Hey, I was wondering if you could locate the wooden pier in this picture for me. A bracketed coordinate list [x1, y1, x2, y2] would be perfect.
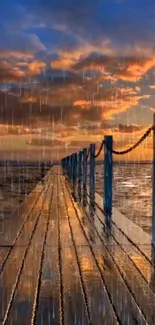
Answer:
[0, 165, 155, 324]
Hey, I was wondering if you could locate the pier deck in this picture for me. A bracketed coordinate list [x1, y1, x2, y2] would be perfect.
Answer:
[0, 166, 155, 324]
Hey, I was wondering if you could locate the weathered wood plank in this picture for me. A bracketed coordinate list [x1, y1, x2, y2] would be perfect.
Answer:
[0, 165, 154, 324]
[62, 175, 119, 325]
[35, 170, 60, 325]
[67, 179, 149, 324]
[0, 169, 52, 247]
[58, 173, 89, 325]
[0, 172, 53, 324]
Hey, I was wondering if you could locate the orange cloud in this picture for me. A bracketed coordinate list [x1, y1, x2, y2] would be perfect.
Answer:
[73, 93, 150, 120]
[0, 56, 47, 82]
[27, 60, 46, 75]
[116, 58, 155, 82]
[73, 54, 155, 82]
[51, 58, 74, 69]
[20, 95, 37, 103]
[0, 51, 34, 60]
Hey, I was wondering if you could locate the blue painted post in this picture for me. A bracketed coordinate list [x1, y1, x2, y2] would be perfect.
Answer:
[71, 153, 78, 199]
[66, 156, 70, 177]
[152, 113, 155, 245]
[72, 153, 78, 187]
[104, 135, 113, 219]
[83, 148, 87, 189]
[69, 155, 72, 180]
[64, 158, 67, 173]
[89, 144, 95, 202]
[70, 154, 73, 181]
[78, 151, 83, 183]
[62, 158, 64, 171]
[70, 154, 73, 183]
[77, 151, 83, 201]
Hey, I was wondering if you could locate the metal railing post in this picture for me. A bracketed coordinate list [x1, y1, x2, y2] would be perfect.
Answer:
[89, 144, 95, 202]
[104, 136, 113, 219]
[152, 113, 155, 245]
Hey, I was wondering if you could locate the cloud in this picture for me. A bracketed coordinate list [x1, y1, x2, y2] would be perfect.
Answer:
[73, 54, 155, 82]
[0, 68, 150, 135]
[0, 51, 34, 60]
[0, 58, 46, 82]
[26, 0, 155, 59]
[114, 124, 148, 133]
[27, 60, 46, 74]
[26, 138, 63, 147]
[0, 31, 46, 56]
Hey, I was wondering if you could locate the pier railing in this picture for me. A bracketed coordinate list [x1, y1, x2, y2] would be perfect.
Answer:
[61, 113, 155, 246]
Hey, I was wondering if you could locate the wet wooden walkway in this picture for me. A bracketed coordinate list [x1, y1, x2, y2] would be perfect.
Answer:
[0, 166, 155, 324]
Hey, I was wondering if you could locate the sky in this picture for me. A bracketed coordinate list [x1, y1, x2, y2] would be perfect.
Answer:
[0, 0, 155, 160]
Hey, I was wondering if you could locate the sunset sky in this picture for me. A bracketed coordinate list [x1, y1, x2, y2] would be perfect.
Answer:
[0, 0, 155, 161]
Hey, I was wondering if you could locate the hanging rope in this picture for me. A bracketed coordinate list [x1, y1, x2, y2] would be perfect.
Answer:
[90, 140, 105, 158]
[106, 126, 153, 155]
[62, 125, 154, 166]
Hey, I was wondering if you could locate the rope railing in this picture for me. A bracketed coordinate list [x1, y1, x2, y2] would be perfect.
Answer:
[90, 139, 105, 158]
[106, 125, 153, 155]
[61, 114, 155, 246]
[84, 125, 153, 160]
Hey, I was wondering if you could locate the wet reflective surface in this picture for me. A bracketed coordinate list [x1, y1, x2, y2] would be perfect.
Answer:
[0, 166, 155, 324]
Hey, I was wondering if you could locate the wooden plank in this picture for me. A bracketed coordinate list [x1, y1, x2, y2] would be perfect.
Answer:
[90, 192, 154, 284]
[58, 173, 89, 325]
[4, 180, 54, 325]
[0, 165, 154, 324]
[0, 172, 53, 324]
[95, 192, 152, 257]
[84, 195, 155, 324]
[62, 175, 119, 325]
[66, 179, 149, 324]
[0, 169, 52, 247]
[35, 170, 60, 325]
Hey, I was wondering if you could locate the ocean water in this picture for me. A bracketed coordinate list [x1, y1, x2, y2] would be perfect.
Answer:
[0, 164, 49, 221]
[94, 162, 152, 234]
[0, 162, 153, 235]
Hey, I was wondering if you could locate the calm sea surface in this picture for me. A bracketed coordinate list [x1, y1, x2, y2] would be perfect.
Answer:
[0, 164, 48, 220]
[94, 163, 152, 234]
[0, 162, 153, 235]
